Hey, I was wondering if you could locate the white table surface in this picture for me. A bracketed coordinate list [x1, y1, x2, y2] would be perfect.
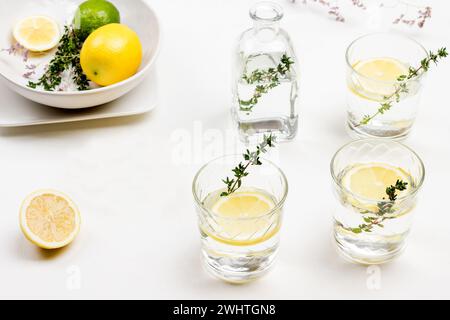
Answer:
[0, 0, 449, 299]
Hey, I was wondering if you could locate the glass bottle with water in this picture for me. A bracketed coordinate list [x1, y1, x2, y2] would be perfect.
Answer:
[232, 1, 299, 143]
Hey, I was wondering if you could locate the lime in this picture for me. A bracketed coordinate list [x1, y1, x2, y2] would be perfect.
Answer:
[74, 0, 120, 40]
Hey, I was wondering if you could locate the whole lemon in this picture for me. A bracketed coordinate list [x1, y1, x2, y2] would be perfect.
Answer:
[80, 24, 143, 86]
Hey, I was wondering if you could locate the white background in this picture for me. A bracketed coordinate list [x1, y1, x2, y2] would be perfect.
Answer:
[0, 0, 449, 299]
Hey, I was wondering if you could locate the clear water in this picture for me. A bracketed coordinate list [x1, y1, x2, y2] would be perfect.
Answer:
[200, 231, 279, 283]
[347, 91, 420, 139]
[347, 64, 422, 140]
[333, 165, 416, 264]
[233, 53, 298, 143]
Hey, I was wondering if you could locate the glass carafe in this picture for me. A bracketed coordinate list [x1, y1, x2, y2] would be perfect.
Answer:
[232, 1, 299, 143]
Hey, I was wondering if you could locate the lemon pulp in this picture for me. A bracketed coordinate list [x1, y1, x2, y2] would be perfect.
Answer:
[350, 57, 409, 100]
[202, 189, 279, 246]
[13, 16, 60, 52]
[20, 190, 81, 249]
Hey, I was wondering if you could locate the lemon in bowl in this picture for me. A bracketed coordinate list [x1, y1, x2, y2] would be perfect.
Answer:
[13, 15, 60, 52]
[80, 23, 143, 86]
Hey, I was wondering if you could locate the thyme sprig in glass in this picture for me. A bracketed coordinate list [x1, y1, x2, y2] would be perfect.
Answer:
[220, 134, 276, 197]
[358, 47, 448, 127]
[239, 54, 294, 112]
[28, 25, 89, 91]
[348, 180, 408, 234]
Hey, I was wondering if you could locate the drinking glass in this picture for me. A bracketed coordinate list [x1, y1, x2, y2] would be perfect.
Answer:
[346, 33, 427, 139]
[331, 139, 425, 264]
[192, 155, 288, 283]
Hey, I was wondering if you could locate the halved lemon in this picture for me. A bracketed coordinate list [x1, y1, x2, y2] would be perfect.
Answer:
[352, 57, 409, 98]
[13, 16, 60, 52]
[342, 163, 411, 201]
[20, 190, 80, 249]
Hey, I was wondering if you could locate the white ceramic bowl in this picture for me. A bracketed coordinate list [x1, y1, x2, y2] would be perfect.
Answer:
[0, 0, 160, 109]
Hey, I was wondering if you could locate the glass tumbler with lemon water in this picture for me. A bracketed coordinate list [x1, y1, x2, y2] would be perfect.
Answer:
[193, 155, 288, 283]
[346, 33, 427, 139]
[331, 139, 424, 264]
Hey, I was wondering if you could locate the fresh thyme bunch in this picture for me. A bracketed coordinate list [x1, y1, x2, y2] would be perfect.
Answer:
[359, 47, 448, 126]
[349, 180, 408, 234]
[220, 134, 276, 197]
[239, 54, 294, 112]
[28, 25, 89, 91]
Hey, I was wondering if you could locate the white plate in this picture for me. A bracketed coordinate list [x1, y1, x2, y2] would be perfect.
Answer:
[0, 67, 157, 127]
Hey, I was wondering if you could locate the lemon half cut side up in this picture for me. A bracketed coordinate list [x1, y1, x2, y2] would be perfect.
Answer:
[19, 190, 81, 249]
[13, 15, 60, 52]
[352, 57, 410, 99]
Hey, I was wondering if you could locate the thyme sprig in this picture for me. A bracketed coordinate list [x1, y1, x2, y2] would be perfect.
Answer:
[28, 25, 89, 91]
[220, 134, 276, 197]
[239, 54, 294, 112]
[358, 47, 448, 126]
[348, 180, 408, 234]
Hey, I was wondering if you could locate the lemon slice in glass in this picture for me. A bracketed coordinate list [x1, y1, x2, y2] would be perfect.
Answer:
[20, 190, 80, 249]
[212, 191, 274, 218]
[207, 190, 278, 246]
[13, 16, 60, 52]
[342, 163, 411, 202]
[352, 57, 409, 99]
